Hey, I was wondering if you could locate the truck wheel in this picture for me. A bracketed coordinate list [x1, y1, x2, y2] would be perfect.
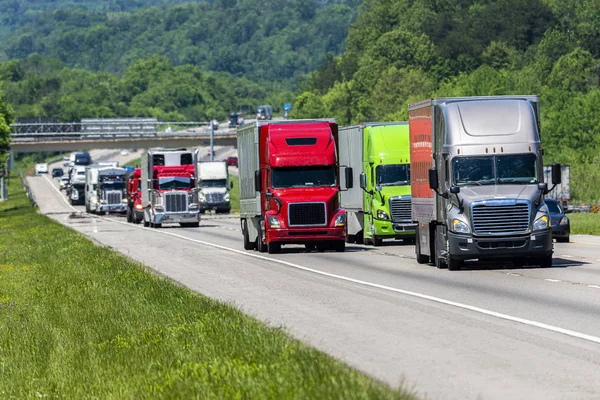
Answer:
[415, 235, 430, 264]
[143, 218, 149, 227]
[267, 241, 281, 254]
[356, 231, 364, 245]
[257, 224, 267, 253]
[346, 234, 356, 244]
[434, 239, 447, 269]
[305, 244, 316, 252]
[243, 220, 255, 250]
[447, 256, 463, 271]
[539, 255, 553, 268]
[152, 222, 162, 228]
[373, 236, 383, 246]
[334, 241, 345, 252]
[126, 207, 132, 223]
[180, 222, 199, 228]
[556, 236, 569, 243]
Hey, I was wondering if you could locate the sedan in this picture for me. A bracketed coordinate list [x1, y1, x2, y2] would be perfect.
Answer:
[545, 198, 570, 243]
[226, 156, 238, 167]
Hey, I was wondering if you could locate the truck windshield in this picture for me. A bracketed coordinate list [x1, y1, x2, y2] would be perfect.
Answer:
[202, 179, 227, 188]
[271, 166, 336, 188]
[159, 177, 191, 190]
[101, 180, 125, 190]
[453, 154, 538, 186]
[376, 164, 410, 186]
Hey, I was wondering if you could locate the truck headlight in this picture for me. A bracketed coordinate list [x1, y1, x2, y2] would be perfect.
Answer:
[224, 193, 230, 202]
[533, 215, 549, 231]
[452, 219, 470, 234]
[559, 216, 569, 226]
[268, 216, 281, 229]
[376, 209, 389, 220]
[189, 203, 198, 209]
[122, 198, 128, 203]
[334, 213, 346, 227]
[91, 199, 97, 204]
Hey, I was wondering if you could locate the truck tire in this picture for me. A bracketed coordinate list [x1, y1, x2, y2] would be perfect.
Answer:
[415, 233, 430, 264]
[305, 244, 316, 251]
[143, 218, 149, 227]
[538, 254, 553, 268]
[372, 236, 383, 246]
[126, 207, 132, 223]
[152, 222, 162, 228]
[180, 222, 200, 228]
[334, 241, 346, 252]
[243, 220, 255, 250]
[447, 256, 463, 271]
[267, 241, 281, 254]
[257, 224, 267, 253]
[346, 234, 356, 244]
[356, 231, 364, 245]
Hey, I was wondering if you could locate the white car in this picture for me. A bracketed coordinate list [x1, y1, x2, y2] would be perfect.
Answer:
[35, 163, 49, 175]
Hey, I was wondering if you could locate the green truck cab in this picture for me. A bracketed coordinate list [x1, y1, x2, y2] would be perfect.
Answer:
[339, 123, 416, 246]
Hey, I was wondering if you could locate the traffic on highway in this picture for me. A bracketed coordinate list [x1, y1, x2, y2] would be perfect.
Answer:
[25, 98, 600, 399]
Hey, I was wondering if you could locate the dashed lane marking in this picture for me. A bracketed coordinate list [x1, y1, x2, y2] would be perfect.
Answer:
[97, 216, 600, 346]
[588, 285, 600, 289]
[545, 279, 561, 282]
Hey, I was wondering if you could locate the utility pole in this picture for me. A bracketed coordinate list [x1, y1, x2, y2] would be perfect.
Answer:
[0, 166, 6, 201]
[210, 120, 214, 161]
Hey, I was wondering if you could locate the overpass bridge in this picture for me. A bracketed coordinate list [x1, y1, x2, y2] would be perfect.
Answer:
[10, 119, 238, 153]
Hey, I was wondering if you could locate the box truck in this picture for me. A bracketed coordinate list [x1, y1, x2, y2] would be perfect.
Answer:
[339, 122, 415, 246]
[409, 96, 561, 270]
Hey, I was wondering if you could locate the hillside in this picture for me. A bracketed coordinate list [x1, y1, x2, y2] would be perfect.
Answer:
[292, 0, 600, 201]
[0, 0, 361, 82]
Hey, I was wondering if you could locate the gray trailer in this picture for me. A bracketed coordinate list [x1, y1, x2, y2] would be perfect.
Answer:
[409, 96, 562, 270]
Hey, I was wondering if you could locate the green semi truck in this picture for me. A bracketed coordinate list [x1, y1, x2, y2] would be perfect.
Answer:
[339, 123, 416, 246]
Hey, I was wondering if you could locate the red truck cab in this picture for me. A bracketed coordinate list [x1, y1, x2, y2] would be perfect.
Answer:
[126, 168, 143, 223]
[238, 120, 347, 253]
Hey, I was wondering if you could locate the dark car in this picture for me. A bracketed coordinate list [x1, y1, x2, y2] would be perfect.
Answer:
[52, 167, 64, 178]
[226, 156, 238, 167]
[545, 198, 570, 243]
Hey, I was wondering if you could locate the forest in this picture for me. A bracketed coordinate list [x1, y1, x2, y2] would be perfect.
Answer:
[1, 0, 600, 200]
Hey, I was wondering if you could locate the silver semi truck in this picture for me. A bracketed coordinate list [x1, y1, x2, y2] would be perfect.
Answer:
[409, 96, 561, 270]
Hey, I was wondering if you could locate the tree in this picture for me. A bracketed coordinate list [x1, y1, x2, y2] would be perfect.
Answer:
[0, 89, 15, 167]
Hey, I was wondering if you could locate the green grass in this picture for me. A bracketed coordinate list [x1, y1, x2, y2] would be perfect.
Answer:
[0, 174, 413, 399]
[569, 212, 600, 235]
[230, 174, 239, 213]
[122, 158, 141, 168]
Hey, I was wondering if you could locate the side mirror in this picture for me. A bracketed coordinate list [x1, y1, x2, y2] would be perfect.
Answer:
[359, 173, 366, 189]
[345, 167, 353, 189]
[538, 182, 548, 192]
[254, 170, 261, 192]
[450, 186, 460, 194]
[552, 163, 562, 185]
[428, 168, 439, 191]
[230, 181, 234, 189]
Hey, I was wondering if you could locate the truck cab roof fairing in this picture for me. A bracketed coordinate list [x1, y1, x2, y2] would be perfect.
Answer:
[266, 122, 337, 167]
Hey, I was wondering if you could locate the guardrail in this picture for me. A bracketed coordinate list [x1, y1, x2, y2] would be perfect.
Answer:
[19, 170, 37, 208]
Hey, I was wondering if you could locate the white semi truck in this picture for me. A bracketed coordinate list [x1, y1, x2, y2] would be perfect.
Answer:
[198, 161, 232, 214]
[85, 164, 128, 214]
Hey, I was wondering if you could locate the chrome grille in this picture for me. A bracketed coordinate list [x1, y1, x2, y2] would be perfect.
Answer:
[106, 191, 122, 205]
[472, 202, 530, 235]
[164, 192, 188, 212]
[389, 197, 411, 222]
[206, 192, 225, 203]
[288, 202, 326, 226]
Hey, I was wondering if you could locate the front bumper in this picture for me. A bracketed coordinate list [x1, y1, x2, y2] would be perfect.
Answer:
[448, 231, 552, 261]
[551, 225, 570, 239]
[152, 210, 200, 224]
[267, 227, 345, 244]
[374, 219, 417, 238]
[201, 201, 231, 211]
[98, 203, 127, 213]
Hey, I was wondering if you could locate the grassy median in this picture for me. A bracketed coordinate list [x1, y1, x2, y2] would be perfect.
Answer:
[569, 212, 600, 235]
[0, 174, 413, 399]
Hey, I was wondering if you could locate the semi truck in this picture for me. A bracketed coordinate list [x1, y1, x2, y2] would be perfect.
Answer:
[409, 96, 562, 270]
[238, 120, 347, 253]
[256, 105, 273, 121]
[198, 161, 232, 214]
[543, 164, 570, 207]
[84, 164, 128, 214]
[67, 165, 87, 205]
[339, 122, 416, 246]
[141, 149, 200, 228]
[126, 168, 143, 223]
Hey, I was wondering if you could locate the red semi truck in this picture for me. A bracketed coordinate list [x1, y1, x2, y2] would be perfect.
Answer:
[126, 168, 143, 223]
[237, 120, 348, 253]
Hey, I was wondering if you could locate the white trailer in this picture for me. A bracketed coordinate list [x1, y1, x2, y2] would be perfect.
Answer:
[543, 165, 570, 206]
[198, 161, 231, 213]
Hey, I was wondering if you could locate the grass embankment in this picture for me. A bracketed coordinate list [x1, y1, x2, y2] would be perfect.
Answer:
[569, 213, 600, 235]
[0, 174, 412, 399]
[230, 174, 239, 213]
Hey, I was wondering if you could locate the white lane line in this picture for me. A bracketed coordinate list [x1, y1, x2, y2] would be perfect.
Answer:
[43, 175, 78, 212]
[588, 285, 600, 289]
[545, 279, 561, 282]
[98, 216, 600, 346]
[560, 255, 573, 258]
[507, 273, 521, 277]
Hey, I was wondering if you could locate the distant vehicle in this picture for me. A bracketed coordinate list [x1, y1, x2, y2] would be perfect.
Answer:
[60, 175, 69, 190]
[256, 105, 273, 121]
[35, 163, 48, 175]
[226, 156, 238, 167]
[545, 198, 570, 243]
[62, 157, 70, 167]
[229, 112, 244, 128]
[85, 165, 128, 214]
[70, 152, 92, 166]
[52, 167, 64, 178]
[283, 103, 291, 119]
[198, 161, 232, 214]
[211, 120, 220, 130]
[120, 149, 129, 156]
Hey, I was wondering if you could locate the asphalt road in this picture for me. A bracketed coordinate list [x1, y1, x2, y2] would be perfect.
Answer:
[27, 172, 600, 400]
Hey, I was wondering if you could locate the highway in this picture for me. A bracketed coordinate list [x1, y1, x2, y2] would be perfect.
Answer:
[27, 156, 600, 400]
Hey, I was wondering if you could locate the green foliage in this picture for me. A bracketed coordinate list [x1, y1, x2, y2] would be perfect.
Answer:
[0, 177, 413, 399]
[0, 1, 360, 82]
[569, 213, 600, 235]
[0, 89, 14, 165]
[294, 0, 600, 201]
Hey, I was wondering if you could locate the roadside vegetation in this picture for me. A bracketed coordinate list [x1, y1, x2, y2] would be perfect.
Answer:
[0, 176, 412, 399]
[569, 213, 600, 235]
[230, 174, 239, 213]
